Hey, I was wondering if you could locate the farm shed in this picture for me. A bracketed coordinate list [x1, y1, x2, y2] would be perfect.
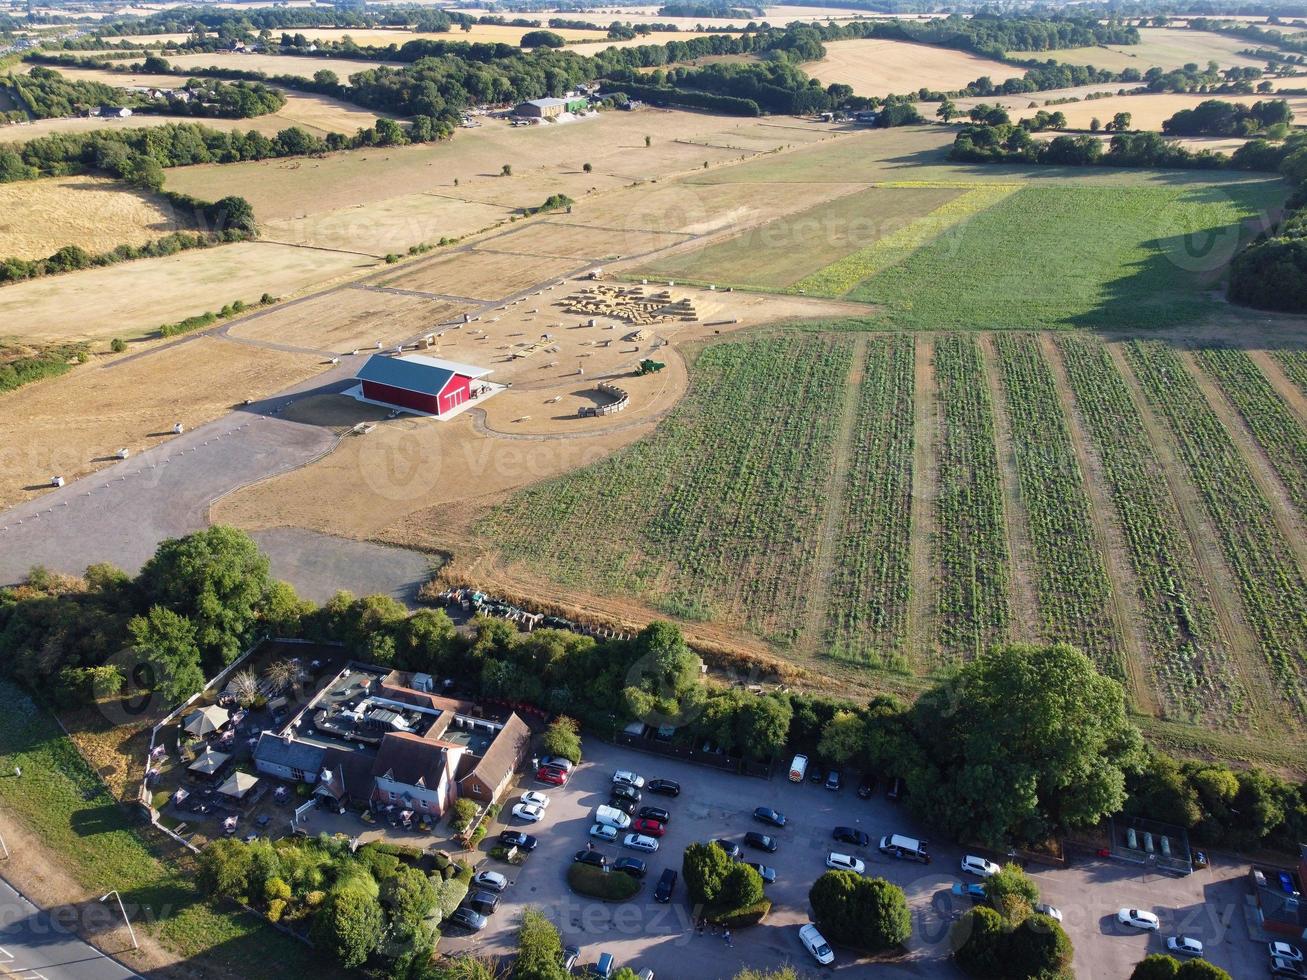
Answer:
[355, 354, 491, 417]
[514, 96, 588, 118]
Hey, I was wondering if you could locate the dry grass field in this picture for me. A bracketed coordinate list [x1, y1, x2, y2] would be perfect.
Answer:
[566, 31, 744, 56]
[481, 220, 692, 260]
[0, 336, 325, 509]
[124, 23, 611, 48]
[805, 38, 1024, 97]
[378, 248, 584, 300]
[226, 289, 473, 352]
[0, 176, 184, 260]
[163, 51, 401, 80]
[1009, 27, 1270, 71]
[1005, 92, 1307, 131]
[0, 242, 373, 344]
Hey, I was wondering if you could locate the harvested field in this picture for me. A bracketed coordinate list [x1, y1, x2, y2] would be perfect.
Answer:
[559, 31, 743, 56]
[1010, 28, 1271, 71]
[0, 242, 374, 344]
[804, 38, 1023, 97]
[485, 220, 692, 260]
[163, 51, 402, 78]
[0, 176, 184, 260]
[378, 248, 583, 300]
[0, 336, 325, 509]
[1000, 92, 1307, 131]
[226, 289, 472, 352]
[641, 184, 966, 289]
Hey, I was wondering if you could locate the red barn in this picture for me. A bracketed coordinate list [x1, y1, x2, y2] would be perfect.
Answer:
[356, 354, 491, 417]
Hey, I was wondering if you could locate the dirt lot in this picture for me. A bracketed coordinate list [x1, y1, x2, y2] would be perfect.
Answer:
[0, 175, 183, 259]
[227, 288, 473, 352]
[0, 241, 374, 344]
[0, 336, 326, 509]
[805, 38, 1024, 97]
[1009, 27, 1270, 71]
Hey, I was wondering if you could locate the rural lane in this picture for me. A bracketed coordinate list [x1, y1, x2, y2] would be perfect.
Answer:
[0, 875, 142, 980]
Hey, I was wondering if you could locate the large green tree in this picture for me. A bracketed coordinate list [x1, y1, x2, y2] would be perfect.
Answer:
[540, 716, 582, 764]
[1130, 955, 1179, 980]
[985, 863, 1040, 924]
[127, 605, 205, 704]
[809, 871, 910, 951]
[512, 907, 568, 980]
[682, 841, 733, 906]
[908, 643, 1144, 845]
[312, 888, 384, 969]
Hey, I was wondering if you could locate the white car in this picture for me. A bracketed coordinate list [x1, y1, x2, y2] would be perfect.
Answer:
[799, 923, 835, 966]
[612, 770, 645, 789]
[512, 802, 545, 823]
[590, 823, 618, 843]
[520, 790, 551, 809]
[623, 833, 659, 853]
[1117, 908, 1160, 931]
[961, 855, 1001, 878]
[1271, 942, 1306, 963]
[473, 870, 507, 892]
[826, 852, 865, 874]
[540, 756, 575, 772]
[1166, 936, 1204, 958]
[1034, 902, 1063, 923]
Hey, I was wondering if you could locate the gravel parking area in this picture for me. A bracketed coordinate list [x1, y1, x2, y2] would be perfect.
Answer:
[440, 741, 1269, 979]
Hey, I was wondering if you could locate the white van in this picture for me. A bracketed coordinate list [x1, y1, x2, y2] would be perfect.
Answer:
[879, 833, 930, 863]
[594, 805, 632, 829]
[789, 754, 809, 782]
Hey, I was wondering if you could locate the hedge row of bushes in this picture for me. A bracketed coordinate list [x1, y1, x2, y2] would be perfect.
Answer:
[158, 293, 276, 337]
[566, 863, 641, 901]
[0, 228, 250, 287]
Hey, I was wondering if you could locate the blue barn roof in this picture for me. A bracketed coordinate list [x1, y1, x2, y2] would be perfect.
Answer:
[356, 354, 489, 395]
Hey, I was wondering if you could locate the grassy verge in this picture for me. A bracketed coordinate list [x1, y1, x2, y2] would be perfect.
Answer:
[0, 680, 344, 979]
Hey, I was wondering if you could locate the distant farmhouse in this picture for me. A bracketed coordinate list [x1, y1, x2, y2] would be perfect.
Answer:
[513, 96, 589, 119]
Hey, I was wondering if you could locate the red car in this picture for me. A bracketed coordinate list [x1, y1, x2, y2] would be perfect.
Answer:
[631, 818, 665, 837]
[536, 767, 568, 786]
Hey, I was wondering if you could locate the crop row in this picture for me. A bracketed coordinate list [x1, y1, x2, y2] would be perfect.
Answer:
[1126, 341, 1307, 718]
[1271, 350, 1307, 396]
[824, 334, 915, 671]
[1057, 337, 1243, 723]
[483, 337, 854, 644]
[1197, 347, 1307, 524]
[932, 334, 1010, 662]
[993, 334, 1123, 679]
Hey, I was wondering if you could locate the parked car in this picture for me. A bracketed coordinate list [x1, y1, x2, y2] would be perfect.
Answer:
[825, 769, 843, 791]
[623, 833, 659, 853]
[512, 802, 545, 823]
[653, 868, 677, 903]
[1273, 957, 1307, 979]
[1166, 936, 1204, 958]
[826, 852, 865, 873]
[747, 862, 777, 884]
[1117, 908, 1161, 931]
[638, 806, 671, 824]
[961, 855, 1001, 878]
[498, 830, 537, 851]
[632, 818, 665, 837]
[879, 833, 930, 863]
[744, 831, 778, 853]
[832, 826, 870, 847]
[466, 891, 499, 915]
[594, 805, 632, 829]
[1271, 943, 1306, 963]
[607, 797, 638, 815]
[446, 906, 487, 932]
[1034, 902, 1063, 922]
[613, 857, 647, 879]
[788, 754, 808, 783]
[808, 763, 825, 784]
[611, 784, 641, 805]
[540, 756, 575, 773]
[951, 882, 987, 903]
[856, 775, 875, 799]
[561, 945, 579, 971]
[612, 770, 645, 789]
[595, 952, 615, 979]
[713, 839, 743, 860]
[886, 776, 904, 801]
[574, 850, 607, 868]
[520, 791, 550, 809]
[799, 923, 835, 966]
[473, 870, 507, 892]
[646, 779, 681, 797]
[590, 823, 618, 843]
[536, 767, 567, 786]
[753, 806, 787, 827]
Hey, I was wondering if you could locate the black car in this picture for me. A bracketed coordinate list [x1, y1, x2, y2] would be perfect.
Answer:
[574, 850, 607, 868]
[611, 784, 642, 804]
[613, 857, 647, 879]
[856, 776, 876, 799]
[639, 806, 671, 824]
[746, 862, 777, 884]
[753, 806, 787, 827]
[833, 826, 871, 848]
[744, 831, 778, 853]
[607, 797, 638, 815]
[466, 890, 499, 915]
[886, 776, 905, 801]
[714, 839, 743, 860]
[654, 868, 677, 903]
[446, 906, 487, 932]
[826, 769, 843, 791]
[808, 763, 825, 784]
[647, 779, 681, 797]
[499, 830, 539, 851]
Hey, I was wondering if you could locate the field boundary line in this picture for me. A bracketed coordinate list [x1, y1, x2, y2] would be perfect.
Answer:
[1247, 349, 1307, 429]
[351, 283, 489, 305]
[799, 334, 869, 657]
[905, 333, 937, 673]
[251, 239, 383, 258]
[1106, 343, 1281, 730]
[1040, 333, 1154, 714]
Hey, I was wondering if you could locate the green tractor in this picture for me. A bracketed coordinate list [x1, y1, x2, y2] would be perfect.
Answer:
[636, 358, 665, 376]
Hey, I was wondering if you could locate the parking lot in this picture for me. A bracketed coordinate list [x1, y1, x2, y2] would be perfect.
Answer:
[442, 740, 1271, 978]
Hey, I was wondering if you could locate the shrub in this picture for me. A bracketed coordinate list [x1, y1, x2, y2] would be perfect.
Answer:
[708, 897, 771, 927]
[682, 841, 733, 906]
[450, 797, 478, 832]
[541, 715, 582, 763]
[513, 907, 567, 980]
[566, 863, 640, 901]
[1130, 955, 1180, 980]
[110, 338, 126, 353]
[985, 863, 1039, 924]
[431, 874, 469, 917]
[809, 871, 910, 951]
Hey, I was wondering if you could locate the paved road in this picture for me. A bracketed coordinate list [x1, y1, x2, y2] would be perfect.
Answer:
[0, 878, 140, 980]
